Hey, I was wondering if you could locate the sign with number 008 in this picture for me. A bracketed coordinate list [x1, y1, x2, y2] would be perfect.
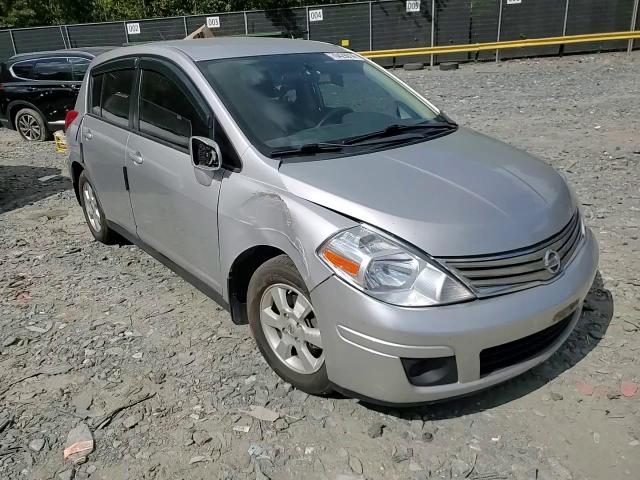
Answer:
[309, 9, 323, 22]
[406, 1, 421, 13]
[206, 16, 221, 28]
[127, 23, 141, 35]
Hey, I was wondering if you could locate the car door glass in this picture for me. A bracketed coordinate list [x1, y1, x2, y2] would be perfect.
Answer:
[101, 69, 134, 127]
[138, 69, 208, 149]
[69, 57, 91, 81]
[33, 58, 72, 81]
[90, 74, 103, 116]
[11, 60, 34, 79]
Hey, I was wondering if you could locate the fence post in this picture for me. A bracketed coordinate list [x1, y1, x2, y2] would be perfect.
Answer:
[306, 7, 310, 40]
[9, 29, 17, 55]
[369, 2, 373, 50]
[496, 0, 504, 62]
[64, 25, 71, 48]
[59, 26, 67, 48]
[183, 16, 188, 37]
[562, 0, 570, 36]
[629, 0, 639, 52]
[244, 11, 249, 35]
[123, 21, 129, 45]
[430, 0, 436, 67]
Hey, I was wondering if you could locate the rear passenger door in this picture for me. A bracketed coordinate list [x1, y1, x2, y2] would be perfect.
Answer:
[81, 59, 136, 234]
[125, 58, 223, 290]
[30, 57, 77, 126]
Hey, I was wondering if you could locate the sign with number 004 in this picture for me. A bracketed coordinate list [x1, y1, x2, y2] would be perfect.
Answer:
[309, 9, 323, 22]
[127, 23, 141, 35]
[406, 1, 421, 13]
[206, 16, 221, 28]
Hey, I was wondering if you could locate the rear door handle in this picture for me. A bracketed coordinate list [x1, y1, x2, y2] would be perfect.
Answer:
[128, 151, 144, 165]
[83, 129, 93, 140]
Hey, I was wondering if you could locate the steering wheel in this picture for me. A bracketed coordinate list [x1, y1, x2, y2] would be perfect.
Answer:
[315, 107, 353, 127]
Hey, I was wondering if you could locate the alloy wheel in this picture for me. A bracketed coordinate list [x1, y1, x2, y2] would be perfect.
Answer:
[259, 284, 324, 374]
[82, 182, 102, 233]
[17, 114, 41, 141]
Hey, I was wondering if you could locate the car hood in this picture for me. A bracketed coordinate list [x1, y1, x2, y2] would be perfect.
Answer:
[279, 127, 576, 257]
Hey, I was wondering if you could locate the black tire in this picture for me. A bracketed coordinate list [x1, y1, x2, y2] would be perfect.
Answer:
[403, 62, 424, 71]
[439, 62, 459, 71]
[78, 171, 118, 244]
[248, 255, 332, 396]
[14, 108, 51, 142]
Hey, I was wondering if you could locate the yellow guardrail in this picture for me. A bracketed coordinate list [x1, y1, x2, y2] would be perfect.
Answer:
[359, 30, 640, 59]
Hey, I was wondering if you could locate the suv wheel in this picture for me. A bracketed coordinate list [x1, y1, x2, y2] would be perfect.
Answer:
[79, 171, 118, 244]
[15, 108, 50, 142]
[248, 255, 332, 396]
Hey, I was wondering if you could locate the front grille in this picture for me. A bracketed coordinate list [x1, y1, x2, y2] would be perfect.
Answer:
[438, 212, 583, 297]
[479, 314, 573, 377]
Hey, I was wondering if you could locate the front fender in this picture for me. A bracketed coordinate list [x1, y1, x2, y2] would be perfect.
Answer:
[218, 173, 357, 300]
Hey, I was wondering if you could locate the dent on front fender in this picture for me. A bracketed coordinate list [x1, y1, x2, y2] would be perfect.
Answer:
[217, 173, 357, 298]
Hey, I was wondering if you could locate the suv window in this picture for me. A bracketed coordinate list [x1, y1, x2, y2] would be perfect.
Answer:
[33, 58, 72, 81]
[11, 60, 34, 79]
[138, 69, 208, 149]
[69, 57, 91, 81]
[98, 69, 135, 127]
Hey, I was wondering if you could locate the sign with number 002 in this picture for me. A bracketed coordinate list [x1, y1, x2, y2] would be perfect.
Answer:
[127, 23, 141, 35]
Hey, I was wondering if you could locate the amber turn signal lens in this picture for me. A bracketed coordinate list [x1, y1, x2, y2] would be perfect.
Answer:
[322, 249, 360, 276]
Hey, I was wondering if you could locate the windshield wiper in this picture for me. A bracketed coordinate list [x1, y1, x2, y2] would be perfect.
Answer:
[341, 121, 457, 145]
[269, 143, 345, 158]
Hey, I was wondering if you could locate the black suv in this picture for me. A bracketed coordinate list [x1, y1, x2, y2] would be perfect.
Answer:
[0, 47, 112, 141]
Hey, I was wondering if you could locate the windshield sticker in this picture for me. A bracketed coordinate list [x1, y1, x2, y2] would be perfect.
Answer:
[325, 52, 362, 61]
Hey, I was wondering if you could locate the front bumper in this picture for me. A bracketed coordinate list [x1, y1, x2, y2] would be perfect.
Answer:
[310, 229, 599, 404]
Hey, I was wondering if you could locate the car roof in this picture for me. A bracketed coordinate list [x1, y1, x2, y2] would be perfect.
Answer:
[94, 37, 346, 65]
[7, 47, 114, 63]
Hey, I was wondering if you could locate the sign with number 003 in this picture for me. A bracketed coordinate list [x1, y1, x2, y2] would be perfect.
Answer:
[309, 9, 323, 22]
[206, 16, 221, 28]
[127, 23, 141, 35]
[406, 1, 421, 13]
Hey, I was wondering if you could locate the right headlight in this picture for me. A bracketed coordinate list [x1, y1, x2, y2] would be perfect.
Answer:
[318, 226, 475, 307]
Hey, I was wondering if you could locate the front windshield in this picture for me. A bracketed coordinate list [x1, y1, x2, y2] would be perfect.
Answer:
[198, 52, 443, 156]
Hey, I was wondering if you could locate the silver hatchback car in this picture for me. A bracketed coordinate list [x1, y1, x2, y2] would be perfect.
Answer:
[67, 38, 598, 405]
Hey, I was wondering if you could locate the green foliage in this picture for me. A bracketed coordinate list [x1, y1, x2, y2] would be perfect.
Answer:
[0, 0, 344, 28]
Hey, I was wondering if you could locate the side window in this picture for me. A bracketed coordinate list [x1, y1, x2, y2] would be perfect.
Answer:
[90, 74, 103, 116]
[33, 58, 72, 81]
[138, 69, 208, 149]
[11, 60, 34, 79]
[101, 69, 135, 127]
[69, 57, 91, 81]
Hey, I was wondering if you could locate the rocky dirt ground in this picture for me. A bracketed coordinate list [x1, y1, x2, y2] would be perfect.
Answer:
[1, 51, 639, 480]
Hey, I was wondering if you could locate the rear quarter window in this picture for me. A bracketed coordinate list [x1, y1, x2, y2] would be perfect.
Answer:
[11, 60, 35, 79]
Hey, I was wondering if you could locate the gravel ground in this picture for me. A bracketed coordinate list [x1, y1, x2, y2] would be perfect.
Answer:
[1, 51, 639, 480]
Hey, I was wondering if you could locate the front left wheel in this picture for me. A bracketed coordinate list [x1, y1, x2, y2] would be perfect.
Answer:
[247, 255, 332, 396]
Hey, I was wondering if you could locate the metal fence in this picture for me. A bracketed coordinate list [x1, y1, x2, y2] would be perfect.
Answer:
[0, 0, 638, 64]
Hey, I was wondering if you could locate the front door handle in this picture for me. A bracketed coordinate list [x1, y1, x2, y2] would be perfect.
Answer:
[83, 129, 93, 140]
[128, 151, 144, 165]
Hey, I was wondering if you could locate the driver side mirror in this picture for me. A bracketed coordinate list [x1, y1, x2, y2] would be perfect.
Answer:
[190, 136, 222, 171]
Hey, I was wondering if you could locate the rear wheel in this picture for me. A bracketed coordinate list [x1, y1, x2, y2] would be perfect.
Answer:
[248, 255, 332, 396]
[79, 171, 118, 244]
[14, 108, 50, 142]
